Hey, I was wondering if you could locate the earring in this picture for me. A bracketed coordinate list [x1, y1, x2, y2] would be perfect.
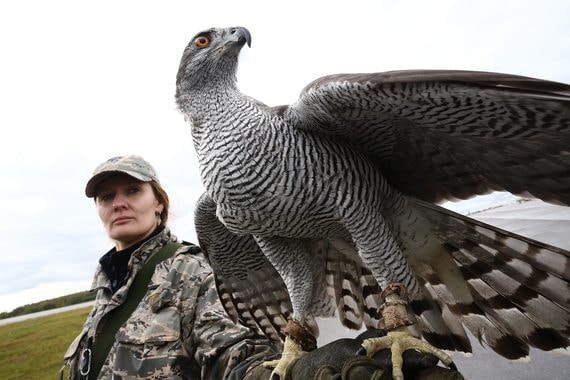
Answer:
[156, 209, 163, 225]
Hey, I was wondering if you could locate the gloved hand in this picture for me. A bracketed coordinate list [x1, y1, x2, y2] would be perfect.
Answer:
[243, 330, 464, 380]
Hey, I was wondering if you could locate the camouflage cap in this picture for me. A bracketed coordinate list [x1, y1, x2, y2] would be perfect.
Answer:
[85, 155, 160, 197]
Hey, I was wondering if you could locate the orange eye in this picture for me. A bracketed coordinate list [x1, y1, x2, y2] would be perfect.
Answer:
[195, 36, 210, 48]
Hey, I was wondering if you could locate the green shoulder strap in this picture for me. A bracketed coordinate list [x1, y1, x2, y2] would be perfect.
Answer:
[88, 242, 183, 380]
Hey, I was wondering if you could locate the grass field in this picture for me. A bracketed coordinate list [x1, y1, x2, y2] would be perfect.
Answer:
[0, 306, 90, 380]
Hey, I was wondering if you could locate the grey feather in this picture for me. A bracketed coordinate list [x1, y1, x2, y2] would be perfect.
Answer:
[285, 71, 570, 205]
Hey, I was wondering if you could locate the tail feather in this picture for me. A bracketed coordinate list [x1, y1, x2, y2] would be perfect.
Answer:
[324, 242, 367, 329]
[467, 277, 568, 352]
[460, 249, 569, 353]
[411, 199, 570, 359]
[322, 238, 385, 330]
[359, 268, 383, 329]
[453, 247, 540, 357]
[454, 244, 569, 335]
[410, 283, 472, 352]
[465, 222, 570, 282]
[448, 229, 570, 309]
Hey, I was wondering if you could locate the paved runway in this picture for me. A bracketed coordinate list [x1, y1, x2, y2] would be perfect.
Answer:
[0, 301, 94, 326]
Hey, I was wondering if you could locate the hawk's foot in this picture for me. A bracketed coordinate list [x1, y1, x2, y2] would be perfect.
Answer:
[356, 282, 455, 380]
[358, 329, 454, 380]
[264, 319, 316, 380]
[262, 336, 306, 380]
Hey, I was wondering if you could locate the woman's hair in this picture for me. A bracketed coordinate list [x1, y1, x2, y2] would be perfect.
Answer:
[149, 181, 170, 226]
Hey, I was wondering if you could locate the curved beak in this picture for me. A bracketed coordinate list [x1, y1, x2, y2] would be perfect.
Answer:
[231, 27, 251, 48]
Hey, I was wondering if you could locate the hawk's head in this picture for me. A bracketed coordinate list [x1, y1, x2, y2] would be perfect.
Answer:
[176, 27, 251, 100]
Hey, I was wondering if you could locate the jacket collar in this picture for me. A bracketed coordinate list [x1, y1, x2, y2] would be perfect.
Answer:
[90, 227, 175, 292]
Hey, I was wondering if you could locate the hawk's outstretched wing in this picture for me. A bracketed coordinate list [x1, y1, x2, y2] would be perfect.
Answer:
[281, 70, 570, 205]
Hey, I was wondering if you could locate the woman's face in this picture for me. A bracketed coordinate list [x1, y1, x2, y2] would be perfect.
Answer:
[95, 174, 162, 250]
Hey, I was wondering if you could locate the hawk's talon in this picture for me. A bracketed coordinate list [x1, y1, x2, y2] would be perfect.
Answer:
[261, 359, 280, 368]
[360, 330, 455, 378]
[268, 335, 306, 380]
[358, 283, 457, 378]
[356, 347, 367, 356]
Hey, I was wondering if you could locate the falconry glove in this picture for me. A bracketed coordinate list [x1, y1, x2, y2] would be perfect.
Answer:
[243, 330, 464, 380]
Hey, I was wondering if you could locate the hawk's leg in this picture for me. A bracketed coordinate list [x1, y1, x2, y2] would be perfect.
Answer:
[358, 283, 456, 380]
[253, 236, 322, 379]
[342, 205, 422, 296]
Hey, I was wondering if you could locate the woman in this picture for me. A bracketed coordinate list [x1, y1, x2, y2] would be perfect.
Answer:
[60, 155, 278, 380]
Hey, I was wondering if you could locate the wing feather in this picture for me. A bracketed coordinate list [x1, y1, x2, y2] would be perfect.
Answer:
[282, 70, 570, 204]
[414, 200, 570, 358]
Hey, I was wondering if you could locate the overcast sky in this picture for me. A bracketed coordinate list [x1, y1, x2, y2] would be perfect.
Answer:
[0, 0, 569, 313]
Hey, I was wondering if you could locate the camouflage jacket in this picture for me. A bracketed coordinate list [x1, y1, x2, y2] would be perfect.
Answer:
[61, 228, 278, 379]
